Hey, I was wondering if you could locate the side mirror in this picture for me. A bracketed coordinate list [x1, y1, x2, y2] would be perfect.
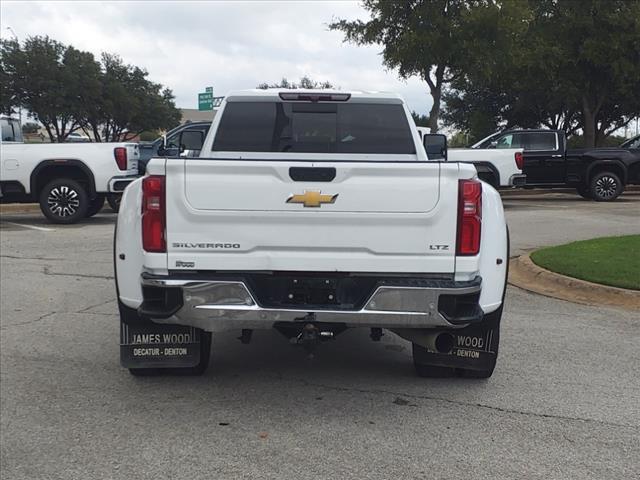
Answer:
[489, 140, 498, 149]
[179, 130, 204, 155]
[423, 133, 448, 161]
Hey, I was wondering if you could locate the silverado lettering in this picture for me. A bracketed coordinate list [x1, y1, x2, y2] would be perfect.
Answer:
[172, 242, 241, 249]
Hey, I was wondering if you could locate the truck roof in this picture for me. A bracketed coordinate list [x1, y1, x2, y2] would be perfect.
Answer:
[225, 89, 406, 104]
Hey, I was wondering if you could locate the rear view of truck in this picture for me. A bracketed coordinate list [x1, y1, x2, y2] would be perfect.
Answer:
[115, 90, 509, 378]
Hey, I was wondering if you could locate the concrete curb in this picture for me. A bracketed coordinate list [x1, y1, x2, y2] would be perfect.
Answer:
[509, 254, 640, 311]
[0, 204, 41, 214]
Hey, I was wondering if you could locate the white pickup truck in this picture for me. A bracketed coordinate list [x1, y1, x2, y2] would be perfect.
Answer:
[416, 126, 525, 188]
[0, 116, 140, 223]
[115, 90, 509, 379]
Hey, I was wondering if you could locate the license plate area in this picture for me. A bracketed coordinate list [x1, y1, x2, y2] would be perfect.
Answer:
[247, 273, 379, 311]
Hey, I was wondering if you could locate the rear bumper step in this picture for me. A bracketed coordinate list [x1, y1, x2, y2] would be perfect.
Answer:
[139, 273, 483, 332]
[509, 174, 527, 187]
[108, 175, 139, 193]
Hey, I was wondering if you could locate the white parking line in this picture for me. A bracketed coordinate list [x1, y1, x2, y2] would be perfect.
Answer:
[3, 222, 56, 232]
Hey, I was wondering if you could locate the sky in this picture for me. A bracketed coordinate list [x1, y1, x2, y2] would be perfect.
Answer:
[1, 0, 434, 115]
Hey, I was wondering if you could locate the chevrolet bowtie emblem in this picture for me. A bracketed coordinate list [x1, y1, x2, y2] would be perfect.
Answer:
[286, 190, 338, 208]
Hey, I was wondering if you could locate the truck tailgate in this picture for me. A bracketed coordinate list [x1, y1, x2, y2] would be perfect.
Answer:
[165, 160, 460, 273]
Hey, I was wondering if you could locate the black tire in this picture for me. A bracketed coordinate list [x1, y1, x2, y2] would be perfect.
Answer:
[590, 171, 623, 202]
[107, 193, 121, 213]
[86, 195, 105, 217]
[128, 332, 212, 377]
[576, 184, 592, 200]
[39, 178, 89, 224]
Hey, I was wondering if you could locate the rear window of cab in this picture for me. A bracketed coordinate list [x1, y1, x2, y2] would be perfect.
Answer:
[212, 101, 416, 154]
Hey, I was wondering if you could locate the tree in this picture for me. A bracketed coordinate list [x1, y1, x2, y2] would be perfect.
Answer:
[1, 36, 181, 142]
[441, 81, 506, 143]
[139, 130, 159, 141]
[566, 133, 627, 149]
[21, 122, 40, 134]
[529, 0, 640, 147]
[60, 46, 102, 139]
[593, 96, 640, 147]
[442, 73, 582, 144]
[330, 0, 526, 133]
[0, 39, 21, 115]
[5, 36, 102, 142]
[411, 111, 430, 127]
[448, 131, 470, 148]
[257, 76, 334, 89]
[443, 0, 640, 147]
[83, 54, 181, 142]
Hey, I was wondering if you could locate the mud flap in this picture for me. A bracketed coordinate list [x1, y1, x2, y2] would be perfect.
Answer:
[120, 322, 203, 369]
[406, 323, 499, 372]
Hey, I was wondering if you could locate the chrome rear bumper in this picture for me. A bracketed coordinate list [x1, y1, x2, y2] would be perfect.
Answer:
[139, 274, 483, 333]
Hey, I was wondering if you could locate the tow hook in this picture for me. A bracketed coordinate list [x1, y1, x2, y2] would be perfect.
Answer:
[292, 318, 335, 359]
[370, 327, 384, 341]
[237, 329, 253, 344]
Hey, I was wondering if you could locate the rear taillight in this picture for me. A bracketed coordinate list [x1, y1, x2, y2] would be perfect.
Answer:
[114, 147, 128, 170]
[515, 151, 524, 170]
[142, 175, 166, 253]
[456, 179, 482, 256]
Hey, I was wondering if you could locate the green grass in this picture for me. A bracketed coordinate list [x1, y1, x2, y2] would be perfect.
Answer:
[530, 235, 640, 290]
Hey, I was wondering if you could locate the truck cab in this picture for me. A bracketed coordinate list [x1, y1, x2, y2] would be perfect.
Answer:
[620, 135, 640, 150]
[0, 116, 23, 143]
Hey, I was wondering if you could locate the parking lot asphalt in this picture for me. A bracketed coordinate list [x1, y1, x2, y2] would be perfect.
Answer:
[1, 190, 639, 480]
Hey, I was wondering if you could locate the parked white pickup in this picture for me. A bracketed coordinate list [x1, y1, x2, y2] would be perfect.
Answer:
[0, 116, 140, 223]
[115, 90, 509, 379]
[416, 126, 525, 188]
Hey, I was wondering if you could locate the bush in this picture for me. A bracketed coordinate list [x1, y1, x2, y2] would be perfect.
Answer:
[21, 122, 40, 134]
[566, 134, 628, 148]
[139, 130, 158, 141]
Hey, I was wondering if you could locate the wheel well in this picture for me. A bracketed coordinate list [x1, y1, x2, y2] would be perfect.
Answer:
[31, 162, 96, 199]
[472, 162, 501, 188]
[589, 163, 626, 186]
[478, 171, 498, 187]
